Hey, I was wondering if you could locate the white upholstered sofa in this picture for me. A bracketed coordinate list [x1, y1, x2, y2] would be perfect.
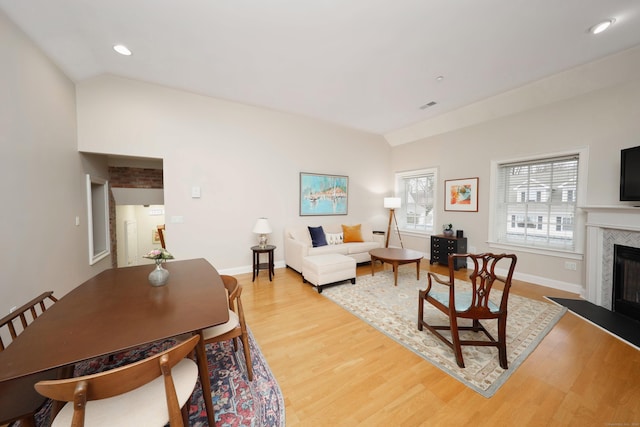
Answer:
[284, 222, 382, 273]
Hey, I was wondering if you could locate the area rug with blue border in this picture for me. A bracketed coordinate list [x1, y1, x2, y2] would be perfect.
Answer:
[321, 269, 567, 398]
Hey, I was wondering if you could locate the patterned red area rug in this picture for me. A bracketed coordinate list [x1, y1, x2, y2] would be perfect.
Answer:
[25, 329, 284, 426]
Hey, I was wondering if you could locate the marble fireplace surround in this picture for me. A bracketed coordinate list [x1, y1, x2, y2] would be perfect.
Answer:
[584, 206, 640, 310]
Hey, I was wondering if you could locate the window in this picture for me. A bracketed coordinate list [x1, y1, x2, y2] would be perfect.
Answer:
[492, 154, 580, 251]
[395, 168, 437, 233]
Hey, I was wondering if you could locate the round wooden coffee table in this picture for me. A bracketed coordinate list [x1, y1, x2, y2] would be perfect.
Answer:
[369, 247, 424, 286]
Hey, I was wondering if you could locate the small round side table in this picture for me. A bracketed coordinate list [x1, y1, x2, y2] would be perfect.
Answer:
[251, 245, 276, 282]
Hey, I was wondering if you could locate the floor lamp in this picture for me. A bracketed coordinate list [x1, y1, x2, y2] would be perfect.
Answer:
[384, 197, 403, 248]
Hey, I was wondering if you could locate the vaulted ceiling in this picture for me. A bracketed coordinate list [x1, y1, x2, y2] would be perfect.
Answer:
[3, 1, 640, 144]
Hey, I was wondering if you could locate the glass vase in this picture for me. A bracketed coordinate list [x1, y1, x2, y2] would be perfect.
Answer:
[148, 259, 169, 286]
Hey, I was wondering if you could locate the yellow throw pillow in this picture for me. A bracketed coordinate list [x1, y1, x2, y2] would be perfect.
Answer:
[342, 224, 363, 243]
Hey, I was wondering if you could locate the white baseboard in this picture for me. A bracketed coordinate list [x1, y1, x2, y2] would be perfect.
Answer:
[218, 260, 287, 276]
[476, 261, 583, 296]
[509, 269, 582, 295]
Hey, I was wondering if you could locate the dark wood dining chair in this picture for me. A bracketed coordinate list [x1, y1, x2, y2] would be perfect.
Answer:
[202, 275, 254, 381]
[157, 224, 166, 249]
[418, 253, 517, 369]
[35, 335, 201, 427]
[0, 291, 58, 351]
[0, 291, 59, 427]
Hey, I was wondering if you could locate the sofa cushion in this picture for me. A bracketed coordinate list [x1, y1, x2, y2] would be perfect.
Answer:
[326, 232, 343, 245]
[321, 224, 343, 234]
[308, 244, 349, 256]
[342, 224, 363, 243]
[345, 241, 380, 254]
[308, 226, 328, 247]
[358, 223, 374, 241]
[289, 227, 312, 245]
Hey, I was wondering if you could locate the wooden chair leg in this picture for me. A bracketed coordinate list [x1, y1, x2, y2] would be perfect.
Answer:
[241, 334, 254, 381]
[181, 400, 190, 426]
[417, 294, 424, 331]
[498, 316, 508, 369]
[449, 316, 465, 368]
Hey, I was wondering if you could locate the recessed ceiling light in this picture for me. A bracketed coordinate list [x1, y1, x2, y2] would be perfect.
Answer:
[589, 19, 615, 35]
[113, 44, 132, 56]
[419, 101, 437, 110]
[435, 75, 444, 82]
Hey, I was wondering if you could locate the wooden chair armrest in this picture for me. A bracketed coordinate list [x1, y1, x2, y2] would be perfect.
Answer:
[427, 272, 452, 287]
[421, 272, 452, 297]
[494, 275, 507, 284]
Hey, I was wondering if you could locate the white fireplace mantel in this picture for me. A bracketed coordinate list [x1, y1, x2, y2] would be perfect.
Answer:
[582, 205, 640, 231]
[582, 206, 640, 308]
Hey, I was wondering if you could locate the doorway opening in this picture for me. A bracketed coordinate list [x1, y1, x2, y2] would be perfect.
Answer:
[117, 205, 165, 267]
[108, 159, 164, 268]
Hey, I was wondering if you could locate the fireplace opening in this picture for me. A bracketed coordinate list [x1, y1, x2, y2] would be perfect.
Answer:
[613, 244, 640, 322]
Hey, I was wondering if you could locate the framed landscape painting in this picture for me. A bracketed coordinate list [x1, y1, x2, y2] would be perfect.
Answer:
[445, 177, 479, 212]
[300, 172, 348, 216]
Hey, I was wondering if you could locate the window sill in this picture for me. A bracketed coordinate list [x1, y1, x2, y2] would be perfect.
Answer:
[90, 249, 110, 265]
[398, 229, 432, 239]
[488, 241, 583, 260]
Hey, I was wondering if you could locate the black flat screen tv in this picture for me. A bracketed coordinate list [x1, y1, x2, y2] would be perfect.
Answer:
[620, 145, 640, 201]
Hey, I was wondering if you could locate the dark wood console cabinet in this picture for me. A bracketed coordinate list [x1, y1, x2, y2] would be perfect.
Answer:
[430, 235, 467, 270]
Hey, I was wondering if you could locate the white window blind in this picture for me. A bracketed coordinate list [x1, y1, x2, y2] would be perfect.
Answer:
[396, 169, 436, 233]
[494, 155, 578, 251]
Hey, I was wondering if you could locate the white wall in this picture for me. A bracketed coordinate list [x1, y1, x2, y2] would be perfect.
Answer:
[76, 75, 392, 273]
[0, 11, 110, 318]
[8, 1, 638, 301]
[390, 49, 640, 294]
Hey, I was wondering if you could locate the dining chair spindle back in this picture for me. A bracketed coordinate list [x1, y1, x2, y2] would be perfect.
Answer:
[0, 291, 59, 427]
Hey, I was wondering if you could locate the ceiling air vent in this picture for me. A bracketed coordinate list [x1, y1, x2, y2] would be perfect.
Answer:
[419, 101, 437, 110]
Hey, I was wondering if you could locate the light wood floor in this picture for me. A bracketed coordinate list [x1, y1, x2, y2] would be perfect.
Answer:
[237, 262, 640, 427]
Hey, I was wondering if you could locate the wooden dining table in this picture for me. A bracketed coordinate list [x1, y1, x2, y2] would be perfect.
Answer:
[0, 258, 229, 426]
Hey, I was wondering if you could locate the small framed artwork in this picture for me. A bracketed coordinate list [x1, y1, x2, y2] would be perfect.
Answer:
[300, 172, 348, 216]
[152, 229, 161, 244]
[445, 177, 479, 212]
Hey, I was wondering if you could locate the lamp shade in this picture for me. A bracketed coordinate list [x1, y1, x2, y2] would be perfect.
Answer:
[384, 197, 401, 209]
[252, 218, 272, 234]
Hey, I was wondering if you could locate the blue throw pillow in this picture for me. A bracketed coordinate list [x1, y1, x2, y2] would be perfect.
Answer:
[308, 226, 328, 247]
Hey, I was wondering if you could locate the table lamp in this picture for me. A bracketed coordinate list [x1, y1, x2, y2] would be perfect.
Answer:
[252, 218, 272, 248]
[383, 197, 403, 248]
